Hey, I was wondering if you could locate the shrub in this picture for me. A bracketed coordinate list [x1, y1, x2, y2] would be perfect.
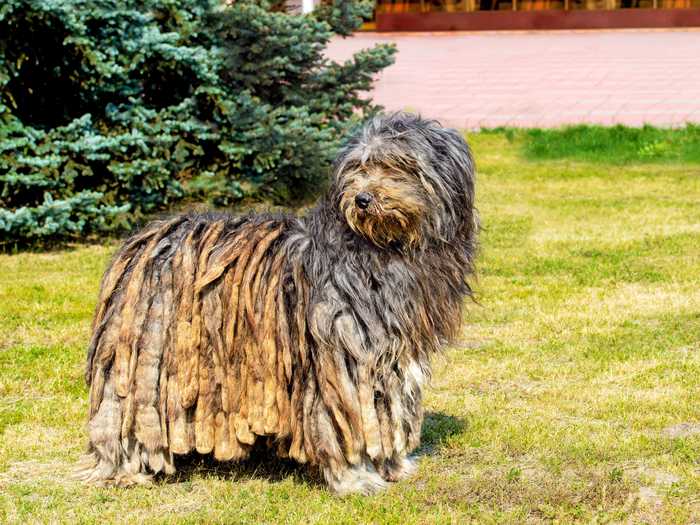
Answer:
[0, 0, 395, 245]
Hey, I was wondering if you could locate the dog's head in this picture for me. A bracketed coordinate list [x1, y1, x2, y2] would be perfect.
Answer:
[332, 112, 476, 250]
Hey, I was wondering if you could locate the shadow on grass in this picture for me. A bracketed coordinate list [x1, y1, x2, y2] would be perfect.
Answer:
[160, 411, 467, 487]
[167, 443, 321, 488]
[418, 411, 468, 456]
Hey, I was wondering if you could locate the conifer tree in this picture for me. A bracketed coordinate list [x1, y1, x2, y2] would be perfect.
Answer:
[0, 0, 395, 244]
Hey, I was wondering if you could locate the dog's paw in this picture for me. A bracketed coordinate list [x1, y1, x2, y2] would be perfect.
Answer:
[393, 456, 418, 481]
[73, 453, 154, 487]
[379, 456, 418, 482]
[325, 463, 389, 496]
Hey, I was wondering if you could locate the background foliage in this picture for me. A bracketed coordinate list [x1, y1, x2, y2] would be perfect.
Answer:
[0, 0, 395, 244]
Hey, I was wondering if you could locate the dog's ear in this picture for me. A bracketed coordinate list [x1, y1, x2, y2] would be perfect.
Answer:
[412, 123, 476, 244]
[433, 126, 476, 202]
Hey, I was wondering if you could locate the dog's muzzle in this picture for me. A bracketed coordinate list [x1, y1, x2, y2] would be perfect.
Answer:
[355, 192, 373, 210]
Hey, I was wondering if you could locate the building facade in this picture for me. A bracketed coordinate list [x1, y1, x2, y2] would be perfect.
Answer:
[287, 0, 700, 30]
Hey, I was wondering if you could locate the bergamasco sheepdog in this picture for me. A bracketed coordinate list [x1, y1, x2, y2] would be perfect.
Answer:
[79, 112, 478, 495]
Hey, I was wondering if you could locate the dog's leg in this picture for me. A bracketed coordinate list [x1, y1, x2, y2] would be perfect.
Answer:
[323, 459, 388, 496]
[76, 370, 125, 485]
[76, 370, 169, 486]
[307, 391, 388, 496]
[377, 454, 418, 482]
[374, 357, 425, 483]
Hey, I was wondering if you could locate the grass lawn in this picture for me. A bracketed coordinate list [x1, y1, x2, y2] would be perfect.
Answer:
[1, 129, 700, 523]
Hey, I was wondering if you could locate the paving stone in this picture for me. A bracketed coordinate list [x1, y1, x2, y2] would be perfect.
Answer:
[327, 29, 700, 129]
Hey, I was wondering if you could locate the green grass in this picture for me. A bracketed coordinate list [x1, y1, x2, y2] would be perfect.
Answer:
[503, 124, 700, 164]
[2, 128, 700, 523]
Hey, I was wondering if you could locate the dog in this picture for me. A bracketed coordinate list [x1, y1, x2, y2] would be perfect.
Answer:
[79, 112, 478, 495]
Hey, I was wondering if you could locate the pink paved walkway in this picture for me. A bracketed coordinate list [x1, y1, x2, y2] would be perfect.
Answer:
[326, 29, 700, 129]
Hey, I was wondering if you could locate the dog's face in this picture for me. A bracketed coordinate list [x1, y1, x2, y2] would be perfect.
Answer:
[337, 161, 429, 249]
[332, 113, 476, 250]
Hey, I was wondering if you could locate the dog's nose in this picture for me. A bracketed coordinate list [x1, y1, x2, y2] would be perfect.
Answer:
[355, 192, 373, 209]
